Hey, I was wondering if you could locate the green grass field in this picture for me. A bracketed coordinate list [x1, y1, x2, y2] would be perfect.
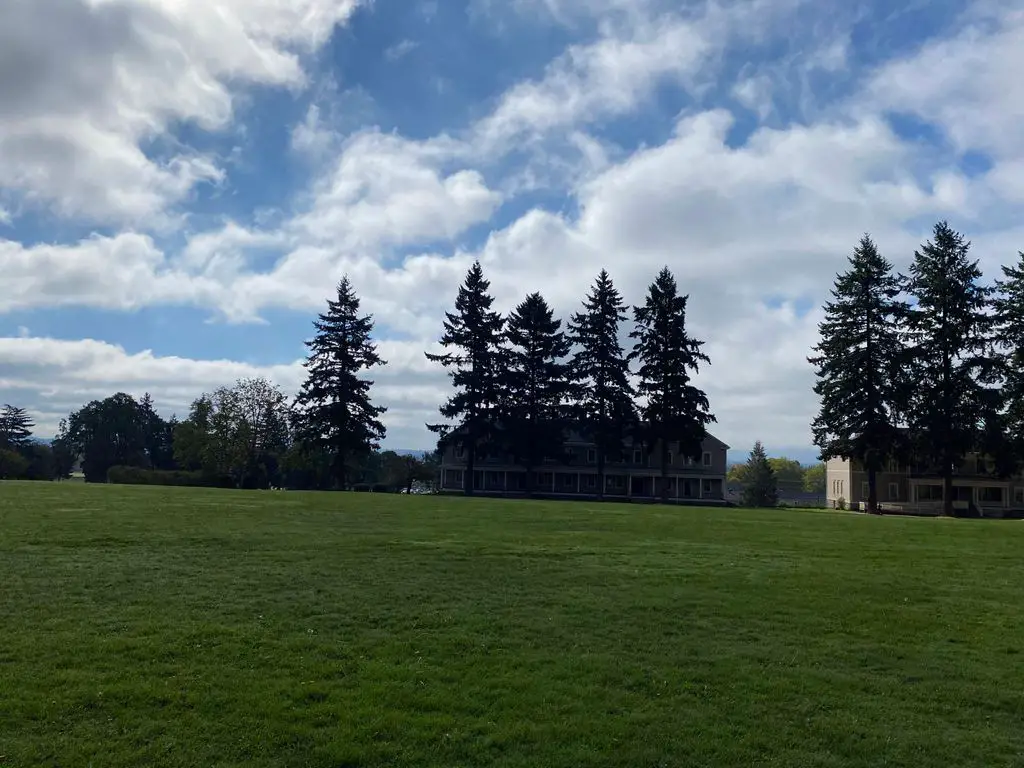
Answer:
[2, 482, 1023, 767]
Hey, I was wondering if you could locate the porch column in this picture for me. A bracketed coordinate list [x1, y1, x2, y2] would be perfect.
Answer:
[552, 472, 556, 493]
[627, 472, 632, 498]
[504, 471, 508, 493]
[577, 473, 581, 494]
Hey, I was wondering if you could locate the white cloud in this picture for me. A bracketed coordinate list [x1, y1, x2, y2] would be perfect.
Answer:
[0, 335, 445, 446]
[3, 0, 1024, 455]
[0, 0, 363, 225]
[0, 206, 10, 226]
[384, 39, 419, 61]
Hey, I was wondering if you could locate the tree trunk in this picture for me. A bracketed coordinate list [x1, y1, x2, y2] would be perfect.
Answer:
[660, 443, 669, 504]
[943, 467, 954, 517]
[465, 442, 475, 496]
[867, 466, 878, 514]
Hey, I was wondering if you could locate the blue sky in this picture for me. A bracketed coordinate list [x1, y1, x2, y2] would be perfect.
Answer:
[1, 0, 1022, 461]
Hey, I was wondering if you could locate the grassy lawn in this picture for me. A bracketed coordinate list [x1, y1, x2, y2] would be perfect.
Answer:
[1, 483, 1023, 767]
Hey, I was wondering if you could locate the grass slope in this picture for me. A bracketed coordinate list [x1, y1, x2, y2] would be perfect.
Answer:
[1, 482, 1023, 767]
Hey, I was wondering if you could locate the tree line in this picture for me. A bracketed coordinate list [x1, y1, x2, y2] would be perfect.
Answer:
[810, 220, 1024, 516]
[727, 455, 826, 494]
[4, 278, 436, 492]
[425, 263, 715, 502]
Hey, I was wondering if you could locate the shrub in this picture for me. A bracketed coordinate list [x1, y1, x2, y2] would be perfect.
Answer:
[835, 496, 846, 511]
[106, 466, 233, 488]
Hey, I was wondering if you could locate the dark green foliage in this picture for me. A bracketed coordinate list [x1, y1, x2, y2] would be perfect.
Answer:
[139, 393, 176, 471]
[989, 251, 1024, 475]
[629, 267, 715, 503]
[106, 465, 233, 488]
[504, 292, 572, 494]
[60, 393, 152, 482]
[0, 448, 29, 479]
[0, 404, 34, 449]
[741, 440, 778, 508]
[903, 222, 994, 516]
[809, 235, 908, 513]
[172, 380, 291, 489]
[294, 276, 387, 490]
[426, 261, 507, 495]
[567, 270, 635, 498]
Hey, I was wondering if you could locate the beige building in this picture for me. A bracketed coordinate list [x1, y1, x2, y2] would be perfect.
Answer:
[826, 453, 1024, 515]
[439, 430, 730, 502]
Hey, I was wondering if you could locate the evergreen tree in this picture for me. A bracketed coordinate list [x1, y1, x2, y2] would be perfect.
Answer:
[138, 393, 176, 470]
[0, 405, 34, 450]
[990, 251, 1024, 476]
[504, 292, 572, 495]
[567, 270, 635, 499]
[629, 267, 715, 503]
[294, 276, 387, 490]
[426, 261, 507, 495]
[809, 235, 909, 514]
[741, 441, 778, 508]
[904, 221, 994, 516]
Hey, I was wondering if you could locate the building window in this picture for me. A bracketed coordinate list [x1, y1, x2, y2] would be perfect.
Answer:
[607, 475, 623, 489]
[587, 448, 597, 464]
[861, 482, 869, 500]
[888, 483, 899, 501]
[917, 484, 943, 502]
[562, 474, 575, 488]
[887, 458, 899, 472]
[455, 446, 465, 459]
[633, 450, 643, 464]
[702, 452, 712, 466]
[585, 475, 597, 488]
[1016, 488, 1024, 505]
[666, 451, 673, 467]
[979, 486, 1003, 503]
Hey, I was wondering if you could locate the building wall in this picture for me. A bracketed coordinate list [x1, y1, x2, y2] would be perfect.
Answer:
[439, 433, 729, 500]
[826, 453, 1024, 510]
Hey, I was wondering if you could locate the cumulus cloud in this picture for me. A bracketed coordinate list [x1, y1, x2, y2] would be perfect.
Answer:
[0, 0, 362, 224]
[1, 0, 1023, 454]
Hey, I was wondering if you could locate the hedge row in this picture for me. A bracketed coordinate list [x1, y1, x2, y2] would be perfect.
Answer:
[106, 466, 235, 488]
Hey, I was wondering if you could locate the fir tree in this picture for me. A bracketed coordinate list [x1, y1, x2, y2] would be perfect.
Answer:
[987, 251, 1024, 476]
[567, 270, 635, 499]
[294, 276, 387, 490]
[741, 441, 778, 508]
[504, 292, 572, 495]
[904, 221, 994, 516]
[629, 267, 715, 503]
[426, 261, 507, 495]
[0, 405, 34, 450]
[808, 235, 909, 514]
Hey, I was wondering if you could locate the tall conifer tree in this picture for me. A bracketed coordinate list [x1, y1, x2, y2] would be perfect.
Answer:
[426, 261, 506, 495]
[504, 292, 572, 495]
[904, 222, 994, 516]
[629, 267, 715, 503]
[809, 235, 909, 514]
[988, 251, 1024, 476]
[294, 276, 387, 490]
[567, 270, 635, 499]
